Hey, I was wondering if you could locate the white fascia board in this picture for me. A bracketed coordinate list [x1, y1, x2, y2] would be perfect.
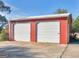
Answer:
[26, 13, 71, 19]
[10, 13, 71, 21]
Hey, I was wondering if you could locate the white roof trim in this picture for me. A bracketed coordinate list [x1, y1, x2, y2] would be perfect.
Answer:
[10, 13, 71, 20]
[26, 13, 71, 19]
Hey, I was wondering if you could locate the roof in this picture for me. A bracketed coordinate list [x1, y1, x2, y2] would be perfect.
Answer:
[26, 13, 71, 19]
[10, 13, 71, 21]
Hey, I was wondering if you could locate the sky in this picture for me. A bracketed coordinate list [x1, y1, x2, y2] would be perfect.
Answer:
[1, 0, 79, 20]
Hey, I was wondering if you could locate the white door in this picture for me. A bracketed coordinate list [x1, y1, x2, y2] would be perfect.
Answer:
[37, 22, 60, 43]
[14, 23, 30, 41]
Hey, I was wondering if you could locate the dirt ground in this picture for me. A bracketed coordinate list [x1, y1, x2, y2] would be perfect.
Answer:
[0, 41, 79, 58]
[0, 41, 67, 58]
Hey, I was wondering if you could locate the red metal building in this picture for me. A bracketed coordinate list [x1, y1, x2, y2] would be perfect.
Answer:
[8, 13, 72, 44]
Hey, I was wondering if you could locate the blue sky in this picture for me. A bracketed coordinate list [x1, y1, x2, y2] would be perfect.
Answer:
[2, 0, 79, 20]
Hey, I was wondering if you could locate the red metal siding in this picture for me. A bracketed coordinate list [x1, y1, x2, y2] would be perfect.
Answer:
[31, 22, 37, 43]
[8, 22, 14, 41]
[8, 17, 69, 44]
[60, 20, 68, 44]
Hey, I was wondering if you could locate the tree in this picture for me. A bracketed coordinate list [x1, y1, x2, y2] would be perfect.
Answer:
[0, 0, 11, 14]
[73, 16, 79, 32]
[54, 9, 68, 14]
[0, 0, 11, 32]
[0, 15, 7, 31]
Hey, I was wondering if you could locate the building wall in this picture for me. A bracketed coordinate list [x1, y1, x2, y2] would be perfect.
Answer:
[8, 17, 68, 44]
[60, 19, 68, 44]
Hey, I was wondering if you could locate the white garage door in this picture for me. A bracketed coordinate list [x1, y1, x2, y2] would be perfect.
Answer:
[37, 22, 60, 43]
[14, 23, 30, 41]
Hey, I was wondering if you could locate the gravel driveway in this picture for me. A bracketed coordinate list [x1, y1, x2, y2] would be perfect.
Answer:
[0, 41, 67, 58]
[62, 44, 79, 58]
[1, 41, 79, 58]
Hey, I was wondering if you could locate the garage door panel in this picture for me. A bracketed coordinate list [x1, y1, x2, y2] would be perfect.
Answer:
[14, 23, 30, 41]
[37, 22, 60, 43]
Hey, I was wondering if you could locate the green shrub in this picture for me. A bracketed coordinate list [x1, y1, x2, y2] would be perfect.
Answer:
[0, 30, 8, 41]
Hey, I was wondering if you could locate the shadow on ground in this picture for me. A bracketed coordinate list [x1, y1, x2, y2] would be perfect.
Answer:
[69, 36, 79, 44]
[0, 45, 43, 58]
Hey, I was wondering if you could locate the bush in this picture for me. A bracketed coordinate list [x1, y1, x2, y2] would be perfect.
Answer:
[0, 30, 8, 41]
